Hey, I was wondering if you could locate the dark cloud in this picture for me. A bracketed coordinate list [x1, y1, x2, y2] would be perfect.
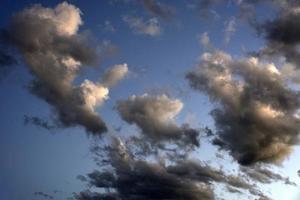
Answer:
[255, 1, 300, 67]
[241, 165, 296, 186]
[24, 115, 56, 130]
[0, 49, 16, 81]
[75, 138, 270, 200]
[186, 50, 300, 165]
[116, 94, 200, 147]
[0, 31, 17, 81]
[5, 3, 128, 135]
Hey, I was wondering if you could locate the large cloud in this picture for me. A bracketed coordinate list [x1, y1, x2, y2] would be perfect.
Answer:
[75, 137, 268, 200]
[116, 94, 200, 147]
[186, 50, 300, 165]
[5, 2, 128, 134]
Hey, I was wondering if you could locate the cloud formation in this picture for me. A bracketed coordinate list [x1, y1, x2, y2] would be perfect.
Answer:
[257, 2, 300, 68]
[186, 50, 300, 165]
[75, 137, 268, 200]
[240, 165, 296, 186]
[116, 94, 200, 147]
[6, 2, 128, 135]
[123, 15, 162, 36]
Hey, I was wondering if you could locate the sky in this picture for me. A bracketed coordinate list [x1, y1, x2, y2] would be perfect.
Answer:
[1, 0, 300, 200]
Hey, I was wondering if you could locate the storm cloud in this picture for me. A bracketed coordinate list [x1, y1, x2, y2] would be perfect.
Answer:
[5, 2, 128, 135]
[186, 50, 300, 165]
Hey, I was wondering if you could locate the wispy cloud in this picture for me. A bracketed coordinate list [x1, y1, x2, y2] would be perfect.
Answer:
[123, 15, 162, 36]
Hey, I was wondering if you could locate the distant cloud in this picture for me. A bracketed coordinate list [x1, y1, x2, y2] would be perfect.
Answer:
[224, 17, 236, 44]
[123, 15, 162, 36]
[33, 192, 54, 199]
[142, 0, 175, 20]
[100, 20, 116, 33]
[198, 32, 211, 48]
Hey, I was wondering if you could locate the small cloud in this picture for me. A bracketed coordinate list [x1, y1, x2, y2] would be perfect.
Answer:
[99, 20, 116, 33]
[224, 17, 236, 44]
[198, 32, 211, 48]
[142, 0, 176, 20]
[123, 15, 162, 36]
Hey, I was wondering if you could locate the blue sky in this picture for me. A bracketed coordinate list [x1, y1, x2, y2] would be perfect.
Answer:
[1, 1, 300, 200]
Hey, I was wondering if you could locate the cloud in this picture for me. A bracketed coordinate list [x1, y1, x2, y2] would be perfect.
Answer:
[24, 115, 56, 130]
[256, 3, 300, 67]
[186, 50, 300, 165]
[5, 2, 128, 135]
[0, 48, 17, 81]
[33, 192, 54, 199]
[100, 20, 116, 33]
[123, 15, 162, 36]
[241, 165, 296, 186]
[75, 137, 269, 200]
[101, 64, 128, 87]
[224, 17, 236, 44]
[116, 94, 200, 147]
[198, 32, 211, 48]
[142, 0, 175, 20]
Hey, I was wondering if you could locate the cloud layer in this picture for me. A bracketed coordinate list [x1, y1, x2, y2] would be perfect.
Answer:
[75, 137, 269, 200]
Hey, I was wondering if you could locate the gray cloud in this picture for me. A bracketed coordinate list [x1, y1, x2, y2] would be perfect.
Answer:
[24, 115, 56, 130]
[186, 50, 300, 165]
[241, 165, 296, 186]
[256, 2, 300, 68]
[5, 2, 128, 135]
[116, 94, 200, 147]
[75, 137, 271, 200]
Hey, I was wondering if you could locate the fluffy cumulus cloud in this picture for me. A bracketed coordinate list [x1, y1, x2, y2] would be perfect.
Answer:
[5, 2, 128, 135]
[123, 15, 162, 36]
[116, 94, 200, 147]
[186, 50, 300, 165]
[75, 137, 268, 200]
